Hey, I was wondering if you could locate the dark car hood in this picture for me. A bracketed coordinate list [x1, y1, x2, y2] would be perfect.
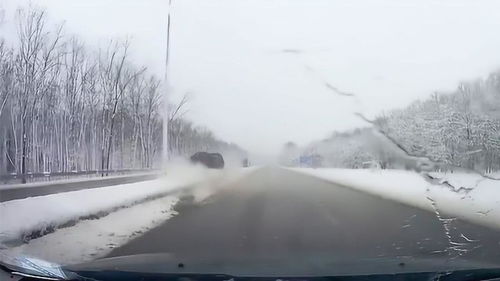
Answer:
[64, 253, 500, 278]
[4, 252, 500, 280]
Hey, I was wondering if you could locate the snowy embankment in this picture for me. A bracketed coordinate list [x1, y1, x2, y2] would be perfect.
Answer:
[0, 165, 257, 245]
[2, 195, 180, 265]
[291, 168, 500, 230]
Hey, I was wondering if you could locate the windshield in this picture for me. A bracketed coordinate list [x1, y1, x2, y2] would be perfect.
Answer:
[1, 0, 500, 280]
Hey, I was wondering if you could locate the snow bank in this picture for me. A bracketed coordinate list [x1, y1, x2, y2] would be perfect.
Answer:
[2, 195, 179, 265]
[291, 168, 500, 230]
[0, 165, 226, 244]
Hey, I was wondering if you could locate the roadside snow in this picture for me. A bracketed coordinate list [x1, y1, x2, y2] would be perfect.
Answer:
[2, 195, 179, 265]
[0, 165, 222, 244]
[0, 166, 258, 265]
[291, 168, 500, 230]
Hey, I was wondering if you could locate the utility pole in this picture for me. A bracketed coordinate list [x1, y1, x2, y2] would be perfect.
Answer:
[163, 0, 173, 169]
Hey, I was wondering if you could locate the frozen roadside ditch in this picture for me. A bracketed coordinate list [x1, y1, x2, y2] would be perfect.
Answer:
[0, 166, 257, 245]
[290, 168, 500, 230]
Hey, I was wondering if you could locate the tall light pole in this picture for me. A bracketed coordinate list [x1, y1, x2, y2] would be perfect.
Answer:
[163, 0, 173, 169]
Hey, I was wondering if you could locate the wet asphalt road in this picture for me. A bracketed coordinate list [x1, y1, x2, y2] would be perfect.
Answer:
[0, 174, 158, 202]
[107, 167, 500, 264]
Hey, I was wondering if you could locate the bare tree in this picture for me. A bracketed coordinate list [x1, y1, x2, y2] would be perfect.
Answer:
[13, 7, 64, 181]
[0, 40, 13, 117]
[98, 41, 146, 172]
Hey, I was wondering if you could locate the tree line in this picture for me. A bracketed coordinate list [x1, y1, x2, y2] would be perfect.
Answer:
[0, 7, 245, 178]
[283, 71, 500, 173]
[375, 71, 500, 172]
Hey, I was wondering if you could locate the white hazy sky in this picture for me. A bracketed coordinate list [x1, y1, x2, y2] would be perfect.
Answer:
[3, 0, 500, 160]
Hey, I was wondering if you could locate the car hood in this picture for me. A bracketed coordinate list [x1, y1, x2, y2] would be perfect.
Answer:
[3, 252, 500, 280]
[65, 253, 500, 278]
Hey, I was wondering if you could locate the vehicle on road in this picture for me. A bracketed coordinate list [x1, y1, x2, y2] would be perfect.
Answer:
[190, 152, 225, 169]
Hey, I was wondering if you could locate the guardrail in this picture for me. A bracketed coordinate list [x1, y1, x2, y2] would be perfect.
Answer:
[0, 169, 158, 185]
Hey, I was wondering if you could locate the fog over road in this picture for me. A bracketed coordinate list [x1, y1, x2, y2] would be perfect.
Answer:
[107, 167, 500, 264]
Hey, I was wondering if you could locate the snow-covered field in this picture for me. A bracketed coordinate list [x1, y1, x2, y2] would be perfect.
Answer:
[0, 165, 258, 261]
[291, 168, 500, 230]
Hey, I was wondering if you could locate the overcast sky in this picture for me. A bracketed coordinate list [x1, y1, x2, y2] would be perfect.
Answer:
[3, 0, 500, 160]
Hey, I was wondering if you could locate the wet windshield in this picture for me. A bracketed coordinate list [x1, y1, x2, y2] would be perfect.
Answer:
[1, 0, 500, 279]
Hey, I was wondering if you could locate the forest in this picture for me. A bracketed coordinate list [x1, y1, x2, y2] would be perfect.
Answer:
[376, 74, 500, 172]
[0, 7, 245, 177]
[284, 71, 500, 173]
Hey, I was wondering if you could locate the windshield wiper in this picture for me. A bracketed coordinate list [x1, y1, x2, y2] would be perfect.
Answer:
[4, 253, 500, 281]
[0, 253, 70, 280]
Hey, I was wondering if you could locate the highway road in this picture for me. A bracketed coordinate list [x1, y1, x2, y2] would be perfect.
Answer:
[107, 167, 500, 264]
[0, 173, 158, 202]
